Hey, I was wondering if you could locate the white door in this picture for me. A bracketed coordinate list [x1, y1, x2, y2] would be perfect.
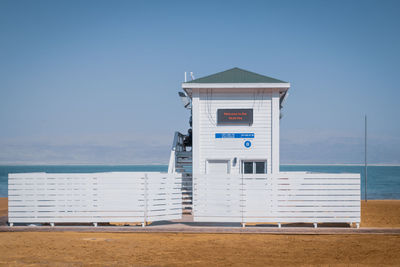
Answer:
[207, 160, 230, 174]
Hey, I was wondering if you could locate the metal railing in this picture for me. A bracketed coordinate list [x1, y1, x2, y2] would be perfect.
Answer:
[168, 131, 185, 173]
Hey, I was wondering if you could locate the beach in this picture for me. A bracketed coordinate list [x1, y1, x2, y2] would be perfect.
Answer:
[1, 198, 400, 266]
[1, 232, 399, 266]
[0, 198, 6, 217]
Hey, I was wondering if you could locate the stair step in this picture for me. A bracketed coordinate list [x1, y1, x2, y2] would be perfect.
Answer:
[176, 151, 192, 157]
[176, 165, 192, 169]
[176, 162, 192, 166]
[176, 158, 192, 163]
[176, 166, 192, 169]
[176, 159, 192, 163]
[182, 188, 192, 191]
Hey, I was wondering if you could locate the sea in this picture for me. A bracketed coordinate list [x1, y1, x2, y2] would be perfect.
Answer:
[1, 165, 399, 199]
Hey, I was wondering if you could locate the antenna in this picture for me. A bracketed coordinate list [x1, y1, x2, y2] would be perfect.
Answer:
[190, 72, 195, 80]
[184, 72, 187, 82]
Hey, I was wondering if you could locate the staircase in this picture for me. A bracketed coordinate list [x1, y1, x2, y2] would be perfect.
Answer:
[168, 132, 193, 215]
[175, 151, 192, 214]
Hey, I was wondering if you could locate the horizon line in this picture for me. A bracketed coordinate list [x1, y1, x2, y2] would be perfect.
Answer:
[0, 163, 399, 167]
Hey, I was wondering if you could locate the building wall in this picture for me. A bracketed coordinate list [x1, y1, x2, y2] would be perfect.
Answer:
[192, 88, 281, 175]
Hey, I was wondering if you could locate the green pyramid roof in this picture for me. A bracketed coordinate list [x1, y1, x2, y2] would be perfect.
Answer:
[186, 67, 286, 84]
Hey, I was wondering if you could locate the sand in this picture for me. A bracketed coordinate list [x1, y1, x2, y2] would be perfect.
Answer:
[0, 232, 399, 266]
[0, 198, 6, 217]
[1, 198, 400, 266]
[361, 200, 400, 227]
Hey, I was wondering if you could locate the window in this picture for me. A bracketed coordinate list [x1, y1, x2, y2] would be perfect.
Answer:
[242, 161, 267, 174]
[243, 162, 253, 174]
[255, 162, 266, 174]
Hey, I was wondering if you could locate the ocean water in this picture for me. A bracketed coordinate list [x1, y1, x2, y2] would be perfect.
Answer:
[1, 165, 399, 199]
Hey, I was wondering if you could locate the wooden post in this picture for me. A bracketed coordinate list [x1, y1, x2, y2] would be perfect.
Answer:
[143, 173, 148, 227]
[271, 90, 280, 174]
[365, 115, 368, 202]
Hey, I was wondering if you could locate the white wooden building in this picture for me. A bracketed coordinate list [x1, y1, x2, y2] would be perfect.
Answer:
[177, 68, 361, 227]
[182, 67, 289, 176]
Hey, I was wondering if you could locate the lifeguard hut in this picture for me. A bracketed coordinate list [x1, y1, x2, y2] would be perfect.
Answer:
[183, 67, 289, 176]
[171, 67, 361, 227]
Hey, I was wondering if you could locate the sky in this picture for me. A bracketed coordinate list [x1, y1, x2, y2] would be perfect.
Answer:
[0, 0, 399, 165]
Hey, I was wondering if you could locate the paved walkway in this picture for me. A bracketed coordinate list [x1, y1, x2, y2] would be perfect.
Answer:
[1, 216, 400, 234]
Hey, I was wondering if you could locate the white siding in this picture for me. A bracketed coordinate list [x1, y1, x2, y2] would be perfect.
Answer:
[194, 88, 277, 175]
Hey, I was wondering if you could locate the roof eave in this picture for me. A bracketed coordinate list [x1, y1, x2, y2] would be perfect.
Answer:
[182, 82, 290, 89]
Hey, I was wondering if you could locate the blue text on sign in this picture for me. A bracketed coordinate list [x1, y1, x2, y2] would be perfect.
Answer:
[215, 133, 255, 139]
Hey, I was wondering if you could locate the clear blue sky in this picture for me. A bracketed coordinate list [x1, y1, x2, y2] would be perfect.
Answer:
[0, 0, 399, 164]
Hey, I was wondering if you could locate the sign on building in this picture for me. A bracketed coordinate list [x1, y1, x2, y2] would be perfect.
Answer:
[217, 109, 253, 125]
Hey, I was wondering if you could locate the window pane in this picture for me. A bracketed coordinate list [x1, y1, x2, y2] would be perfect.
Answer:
[244, 162, 253, 174]
[255, 162, 266, 174]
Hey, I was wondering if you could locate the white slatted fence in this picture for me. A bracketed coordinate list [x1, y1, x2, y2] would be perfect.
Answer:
[8, 172, 182, 225]
[194, 172, 360, 224]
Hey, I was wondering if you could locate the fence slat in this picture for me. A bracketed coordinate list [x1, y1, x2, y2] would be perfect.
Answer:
[193, 173, 360, 224]
[8, 172, 182, 224]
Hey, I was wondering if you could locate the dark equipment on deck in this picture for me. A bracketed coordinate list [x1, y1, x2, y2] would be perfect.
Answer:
[183, 128, 192, 150]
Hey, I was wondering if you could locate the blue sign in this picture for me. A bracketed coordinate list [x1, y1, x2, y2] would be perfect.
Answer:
[215, 133, 255, 139]
[244, 141, 252, 148]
